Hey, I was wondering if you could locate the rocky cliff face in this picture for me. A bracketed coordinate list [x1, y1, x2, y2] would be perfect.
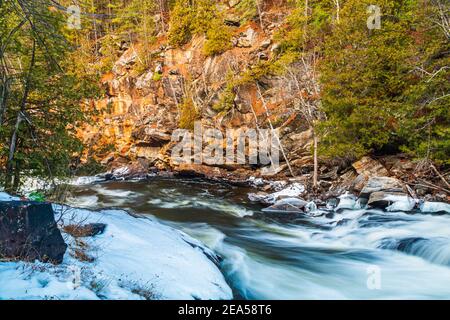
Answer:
[77, 2, 315, 180]
[76, 1, 447, 202]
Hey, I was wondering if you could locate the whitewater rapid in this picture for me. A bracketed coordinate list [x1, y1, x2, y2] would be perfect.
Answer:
[62, 178, 450, 299]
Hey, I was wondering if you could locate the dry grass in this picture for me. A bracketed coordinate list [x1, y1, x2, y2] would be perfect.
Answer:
[63, 224, 99, 238]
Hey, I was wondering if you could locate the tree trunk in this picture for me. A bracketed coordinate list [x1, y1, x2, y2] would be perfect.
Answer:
[5, 113, 23, 191]
[5, 40, 35, 191]
[256, 0, 264, 31]
[313, 130, 318, 190]
[0, 74, 9, 125]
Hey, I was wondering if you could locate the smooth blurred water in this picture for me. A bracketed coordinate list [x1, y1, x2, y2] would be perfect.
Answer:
[65, 177, 450, 299]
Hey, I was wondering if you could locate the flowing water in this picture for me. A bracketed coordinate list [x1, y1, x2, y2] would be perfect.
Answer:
[66, 177, 450, 299]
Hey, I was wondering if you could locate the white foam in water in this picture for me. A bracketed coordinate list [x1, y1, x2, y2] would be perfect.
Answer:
[69, 176, 105, 185]
[195, 200, 254, 217]
[5, 180, 449, 300]
[66, 195, 99, 208]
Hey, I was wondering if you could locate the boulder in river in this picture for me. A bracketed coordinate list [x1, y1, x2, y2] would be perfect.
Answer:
[360, 176, 405, 198]
[262, 198, 307, 214]
[0, 201, 67, 264]
[367, 191, 412, 210]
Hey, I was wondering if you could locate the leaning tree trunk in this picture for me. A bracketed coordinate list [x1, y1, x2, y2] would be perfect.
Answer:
[5, 41, 35, 191]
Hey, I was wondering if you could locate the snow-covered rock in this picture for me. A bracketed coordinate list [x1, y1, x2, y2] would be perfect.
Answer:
[385, 195, 417, 212]
[420, 201, 450, 214]
[262, 198, 307, 214]
[367, 191, 410, 209]
[335, 193, 359, 211]
[248, 183, 305, 204]
[0, 206, 232, 300]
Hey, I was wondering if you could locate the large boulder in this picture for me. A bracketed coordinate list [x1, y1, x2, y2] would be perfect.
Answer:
[0, 201, 67, 264]
[351, 157, 390, 192]
[367, 191, 412, 209]
[353, 156, 389, 177]
[132, 127, 172, 147]
[360, 176, 405, 198]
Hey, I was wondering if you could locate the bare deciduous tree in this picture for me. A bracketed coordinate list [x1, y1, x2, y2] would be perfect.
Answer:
[283, 53, 324, 189]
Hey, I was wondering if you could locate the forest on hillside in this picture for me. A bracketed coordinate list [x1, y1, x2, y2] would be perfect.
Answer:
[0, 0, 448, 191]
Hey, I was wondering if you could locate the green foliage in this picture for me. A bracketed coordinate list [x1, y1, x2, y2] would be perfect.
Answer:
[28, 192, 46, 202]
[203, 20, 232, 56]
[168, 0, 194, 47]
[318, 0, 449, 163]
[152, 72, 163, 81]
[0, 1, 99, 190]
[179, 98, 200, 130]
[213, 72, 238, 112]
[234, 0, 258, 22]
[168, 0, 232, 54]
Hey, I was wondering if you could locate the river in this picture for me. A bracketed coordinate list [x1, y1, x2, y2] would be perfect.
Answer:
[65, 177, 450, 299]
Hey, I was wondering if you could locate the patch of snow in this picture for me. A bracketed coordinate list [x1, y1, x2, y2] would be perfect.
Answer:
[69, 176, 105, 186]
[0, 262, 101, 300]
[264, 183, 305, 204]
[248, 183, 305, 204]
[0, 192, 20, 201]
[247, 177, 265, 187]
[18, 176, 57, 194]
[112, 166, 130, 176]
[335, 193, 358, 211]
[0, 206, 232, 300]
[269, 180, 288, 191]
[386, 195, 417, 212]
[420, 201, 450, 214]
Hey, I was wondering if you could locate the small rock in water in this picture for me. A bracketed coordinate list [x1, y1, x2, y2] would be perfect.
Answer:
[261, 198, 307, 214]
[248, 191, 270, 203]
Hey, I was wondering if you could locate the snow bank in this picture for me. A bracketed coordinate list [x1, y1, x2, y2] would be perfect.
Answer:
[0, 192, 19, 201]
[0, 204, 232, 300]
